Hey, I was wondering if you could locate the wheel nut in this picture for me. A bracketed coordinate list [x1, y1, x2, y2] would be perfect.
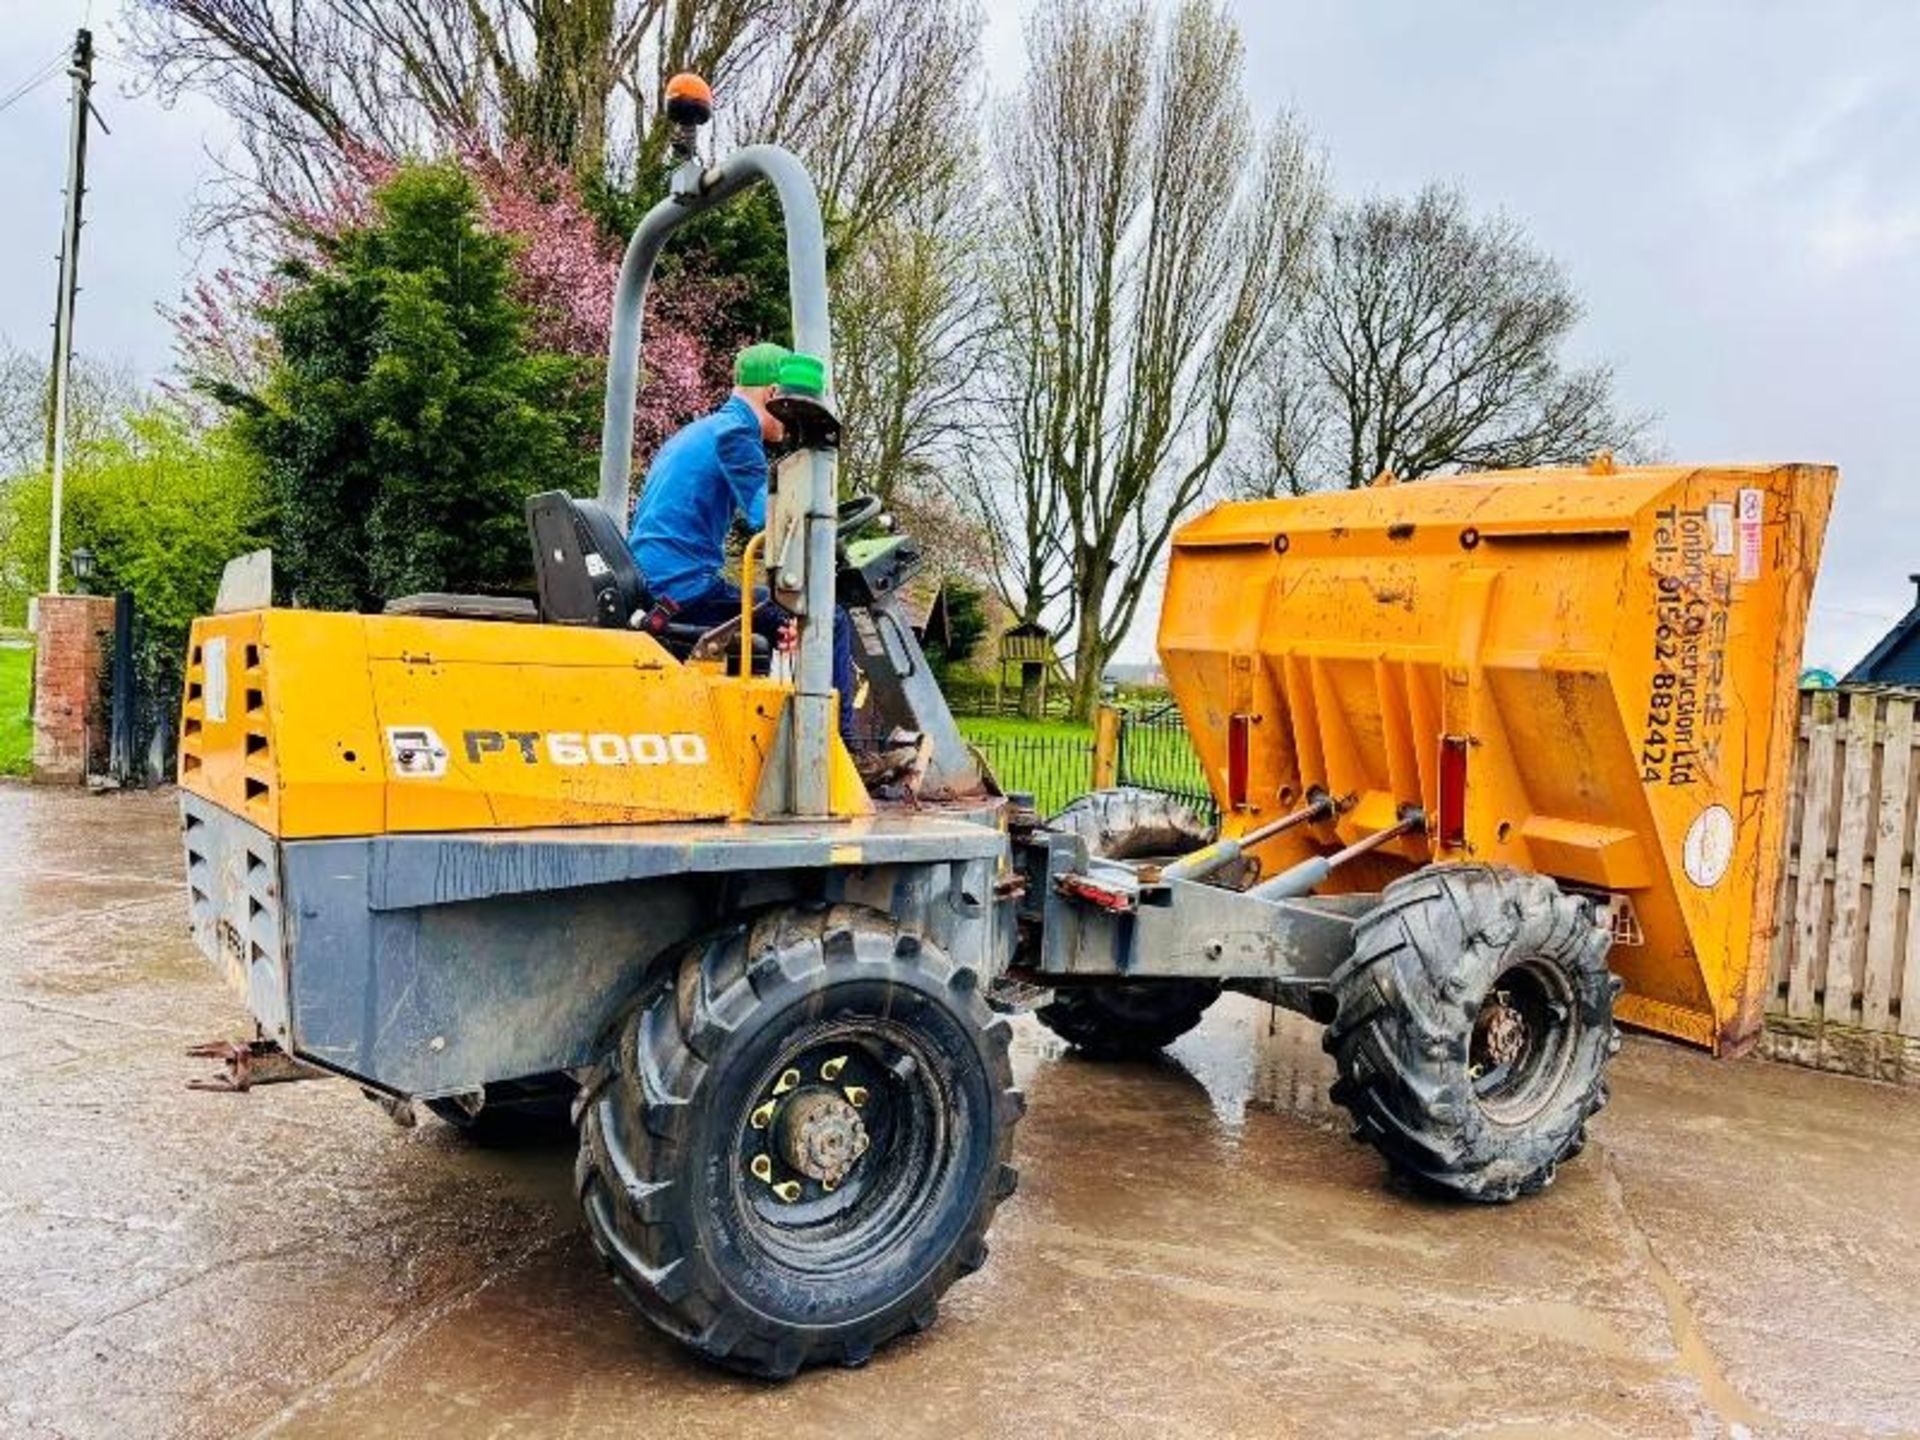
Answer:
[772, 1067, 801, 1096]
[771, 1180, 801, 1203]
[844, 1085, 868, 1107]
[750, 1100, 776, 1130]
[751, 1153, 774, 1183]
[820, 1055, 847, 1081]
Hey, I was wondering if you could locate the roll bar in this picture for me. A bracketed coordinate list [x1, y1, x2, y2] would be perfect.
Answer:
[596, 146, 833, 512]
[596, 143, 839, 818]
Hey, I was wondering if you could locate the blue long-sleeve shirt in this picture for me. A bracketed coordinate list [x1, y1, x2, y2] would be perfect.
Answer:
[627, 395, 769, 604]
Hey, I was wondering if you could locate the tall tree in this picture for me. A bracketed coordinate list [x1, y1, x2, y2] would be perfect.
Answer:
[736, 0, 981, 257]
[229, 162, 596, 610]
[1235, 186, 1649, 495]
[832, 198, 994, 505]
[0, 341, 139, 479]
[128, 0, 982, 248]
[127, 0, 749, 200]
[172, 144, 721, 493]
[973, 0, 1324, 719]
[133, 0, 990, 522]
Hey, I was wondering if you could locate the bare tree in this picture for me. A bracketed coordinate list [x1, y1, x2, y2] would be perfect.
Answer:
[127, 0, 980, 239]
[0, 340, 139, 479]
[832, 196, 995, 506]
[971, 0, 1324, 719]
[1227, 345, 1332, 500]
[735, 0, 980, 256]
[126, 1, 785, 204]
[1236, 186, 1649, 495]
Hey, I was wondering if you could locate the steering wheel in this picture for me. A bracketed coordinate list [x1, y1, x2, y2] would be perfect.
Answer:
[836, 494, 883, 537]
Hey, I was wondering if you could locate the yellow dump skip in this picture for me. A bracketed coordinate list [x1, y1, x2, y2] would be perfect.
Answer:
[1160, 463, 1835, 1053]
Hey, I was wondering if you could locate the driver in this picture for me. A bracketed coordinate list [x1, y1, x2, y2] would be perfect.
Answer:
[627, 341, 859, 745]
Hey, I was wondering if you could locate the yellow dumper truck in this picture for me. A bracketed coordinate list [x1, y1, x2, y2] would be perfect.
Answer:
[175, 82, 1833, 1376]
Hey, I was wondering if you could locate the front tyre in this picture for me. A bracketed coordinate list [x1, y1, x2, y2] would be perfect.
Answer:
[1324, 865, 1618, 1202]
[575, 906, 1022, 1378]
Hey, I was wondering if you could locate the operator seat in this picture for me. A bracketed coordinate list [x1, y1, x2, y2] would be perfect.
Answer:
[526, 490, 650, 629]
[524, 490, 769, 671]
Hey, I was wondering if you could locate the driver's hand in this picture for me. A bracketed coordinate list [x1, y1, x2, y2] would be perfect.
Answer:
[776, 619, 799, 654]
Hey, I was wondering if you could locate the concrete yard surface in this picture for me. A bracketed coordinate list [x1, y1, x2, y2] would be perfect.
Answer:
[2, 786, 1917, 1438]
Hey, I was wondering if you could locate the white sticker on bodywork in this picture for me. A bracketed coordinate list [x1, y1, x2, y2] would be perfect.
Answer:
[1737, 488, 1764, 581]
[203, 637, 228, 722]
[386, 725, 450, 778]
[1683, 804, 1735, 888]
[1707, 501, 1734, 556]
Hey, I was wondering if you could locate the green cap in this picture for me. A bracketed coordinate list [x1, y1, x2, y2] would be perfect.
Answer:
[776, 351, 828, 397]
[734, 342, 791, 388]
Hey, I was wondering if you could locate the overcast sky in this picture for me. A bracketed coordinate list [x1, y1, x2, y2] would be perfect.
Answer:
[3, 1, 1916, 671]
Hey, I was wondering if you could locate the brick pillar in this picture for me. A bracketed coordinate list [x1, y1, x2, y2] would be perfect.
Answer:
[31, 594, 115, 784]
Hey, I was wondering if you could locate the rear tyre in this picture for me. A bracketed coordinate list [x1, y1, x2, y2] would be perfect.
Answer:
[1036, 981, 1223, 1058]
[575, 906, 1022, 1378]
[1034, 787, 1221, 1057]
[1323, 865, 1618, 1202]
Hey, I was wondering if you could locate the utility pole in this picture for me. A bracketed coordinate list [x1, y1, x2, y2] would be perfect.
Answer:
[45, 26, 97, 596]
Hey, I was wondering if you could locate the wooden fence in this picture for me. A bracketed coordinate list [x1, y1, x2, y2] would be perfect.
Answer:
[1763, 686, 1920, 1084]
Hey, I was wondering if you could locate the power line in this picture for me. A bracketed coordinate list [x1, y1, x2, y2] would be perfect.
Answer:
[0, 47, 69, 117]
[1, 44, 67, 92]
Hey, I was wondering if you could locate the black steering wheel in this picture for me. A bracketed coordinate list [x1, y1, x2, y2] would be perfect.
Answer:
[837, 493, 883, 537]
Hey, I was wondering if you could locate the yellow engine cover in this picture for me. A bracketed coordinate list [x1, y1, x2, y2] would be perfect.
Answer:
[1159, 462, 1835, 1053]
[177, 609, 870, 838]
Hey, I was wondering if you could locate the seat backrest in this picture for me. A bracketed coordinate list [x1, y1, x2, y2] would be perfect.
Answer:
[525, 491, 649, 628]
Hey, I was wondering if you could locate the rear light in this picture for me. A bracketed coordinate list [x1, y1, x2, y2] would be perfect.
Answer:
[1227, 713, 1252, 810]
[1437, 735, 1468, 847]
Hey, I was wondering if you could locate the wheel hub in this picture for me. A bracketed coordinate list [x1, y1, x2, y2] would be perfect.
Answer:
[1468, 962, 1580, 1125]
[744, 1053, 876, 1202]
[779, 1089, 869, 1186]
[1477, 991, 1531, 1071]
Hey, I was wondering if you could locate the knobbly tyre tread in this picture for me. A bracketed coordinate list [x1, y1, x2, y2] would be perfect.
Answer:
[574, 905, 1022, 1378]
[1322, 864, 1619, 1203]
[1035, 788, 1222, 1056]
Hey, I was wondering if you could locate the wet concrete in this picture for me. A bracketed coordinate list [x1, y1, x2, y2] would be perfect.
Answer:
[2, 786, 1918, 1438]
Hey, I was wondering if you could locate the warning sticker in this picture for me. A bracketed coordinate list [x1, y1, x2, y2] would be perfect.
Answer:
[1683, 804, 1736, 888]
[1737, 488, 1764, 581]
[203, 637, 228, 723]
[1707, 501, 1734, 556]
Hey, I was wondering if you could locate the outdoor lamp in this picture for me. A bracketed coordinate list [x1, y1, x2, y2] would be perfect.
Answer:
[69, 545, 95, 594]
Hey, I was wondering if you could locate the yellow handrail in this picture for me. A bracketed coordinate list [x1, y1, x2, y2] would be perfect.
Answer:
[739, 532, 765, 676]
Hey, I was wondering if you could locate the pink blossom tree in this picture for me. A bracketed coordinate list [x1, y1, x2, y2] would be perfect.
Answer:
[172, 140, 731, 464]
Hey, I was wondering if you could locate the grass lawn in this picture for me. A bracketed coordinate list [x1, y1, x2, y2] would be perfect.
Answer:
[0, 643, 32, 777]
[952, 714, 1094, 747]
[954, 713, 1094, 817]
